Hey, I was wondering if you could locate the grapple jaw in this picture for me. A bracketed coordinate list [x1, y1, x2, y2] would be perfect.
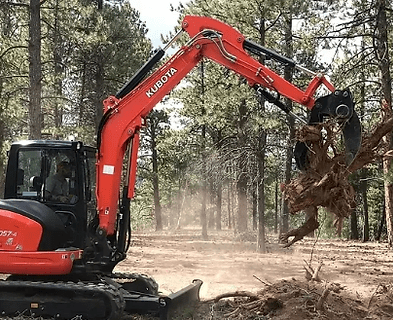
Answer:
[295, 88, 362, 171]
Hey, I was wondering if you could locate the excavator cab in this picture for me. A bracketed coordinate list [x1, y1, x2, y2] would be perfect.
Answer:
[3, 140, 96, 251]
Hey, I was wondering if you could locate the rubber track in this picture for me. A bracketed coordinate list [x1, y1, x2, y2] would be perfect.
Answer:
[0, 279, 125, 320]
[110, 272, 159, 294]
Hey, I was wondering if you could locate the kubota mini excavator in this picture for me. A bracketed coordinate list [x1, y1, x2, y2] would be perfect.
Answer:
[0, 15, 361, 320]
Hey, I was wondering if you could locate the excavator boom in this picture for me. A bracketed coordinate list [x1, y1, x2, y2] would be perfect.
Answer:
[96, 15, 362, 235]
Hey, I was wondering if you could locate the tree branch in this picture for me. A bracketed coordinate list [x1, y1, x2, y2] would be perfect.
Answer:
[0, 45, 28, 60]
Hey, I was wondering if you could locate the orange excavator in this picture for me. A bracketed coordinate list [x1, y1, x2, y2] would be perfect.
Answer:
[0, 15, 361, 319]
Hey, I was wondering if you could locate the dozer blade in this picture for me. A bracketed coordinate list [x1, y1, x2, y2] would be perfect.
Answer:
[294, 88, 362, 171]
[122, 279, 203, 320]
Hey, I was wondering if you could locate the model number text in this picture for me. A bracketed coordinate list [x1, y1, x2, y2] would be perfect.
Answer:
[0, 230, 17, 237]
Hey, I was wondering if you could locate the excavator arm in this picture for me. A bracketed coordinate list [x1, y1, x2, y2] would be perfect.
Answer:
[96, 15, 361, 235]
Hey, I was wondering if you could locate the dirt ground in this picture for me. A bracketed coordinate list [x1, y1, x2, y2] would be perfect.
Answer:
[119, 228, 393, 319]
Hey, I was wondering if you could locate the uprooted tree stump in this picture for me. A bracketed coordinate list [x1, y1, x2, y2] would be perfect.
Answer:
[280, 107, 393, 247]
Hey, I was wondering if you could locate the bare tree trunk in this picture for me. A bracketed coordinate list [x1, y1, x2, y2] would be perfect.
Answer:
[152, 139, 163, 231]
[227, 181, 232, 229]
[257, 131, 266, 253]
[200, 61, 208, 239]
[350, 210, 359, 240]
[376, 200, 385, 241]
[374, 0, 393, 247]
[176, 180, 188, 230]
[281, 10, 295, 234]
[361, 169, 369, 242]
[256, 14, 267, 250]
[274, 180, 278, 234]
[28, 0, 42, 139]
[252, 188, 257, 231]
[236, 99, 248, 233]
[95, 53, 104, 132]
[208, 178, 215, 229]
[216, 183, 222, 230]
[237, 175, 248, 232]
[52, 0, 63, 130]
[0, 118, 4, 198]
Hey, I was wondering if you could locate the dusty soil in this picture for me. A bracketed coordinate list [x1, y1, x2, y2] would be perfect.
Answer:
[118, 228, 393, 319]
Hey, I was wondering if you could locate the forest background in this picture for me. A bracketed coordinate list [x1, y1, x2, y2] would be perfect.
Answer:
[0, 0, 392, 250]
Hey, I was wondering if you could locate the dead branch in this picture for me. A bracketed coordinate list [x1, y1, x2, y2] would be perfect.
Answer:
[303, 260, 315, 281]
[316, 284, 332, 310]
[211, 291, 259, 303]
[280, 207, 319, 248]
[224, 307, 241, 318]
[312, 262, 323, 282]
[253, 274, 272, 286]
[367, 284, 381, 309]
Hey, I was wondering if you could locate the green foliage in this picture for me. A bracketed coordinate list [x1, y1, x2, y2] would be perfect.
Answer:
[1, 0, 392, 240]
[0, 0, 152, 144]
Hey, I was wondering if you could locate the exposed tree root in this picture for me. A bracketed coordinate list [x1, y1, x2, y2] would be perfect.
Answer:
[280, 207, 319, 248]
[280, 110, 393, 247]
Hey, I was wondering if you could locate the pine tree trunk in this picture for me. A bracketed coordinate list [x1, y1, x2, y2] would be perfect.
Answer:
[374, 0, 393, 247]
[152, 146, 162, 231]
[200, 61, 208, 239]
[0, 118, 4, 198]
[252, 189, 257, 231]
[227, 182, 232, 229]
[208, 178, 215, 229]
[257, 131, 266, 253]
[350, 210, 359, 240]
[53, 0, 63, 130]
[236, 99, 248, 233]
[216, 183, 222, 230]
[274, 180, 278, 234]
[237, 174, 248, 232]
[95, 54, 104, 131]
[361, 169, 369, 242]
[201, 124, 208, 239]
[28, 0, 42, 139]
[376, 202, 385, 241]
[281, 9, 295, 234]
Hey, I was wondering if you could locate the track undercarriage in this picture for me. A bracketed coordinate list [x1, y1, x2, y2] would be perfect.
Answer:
[0, 274, 202, 320]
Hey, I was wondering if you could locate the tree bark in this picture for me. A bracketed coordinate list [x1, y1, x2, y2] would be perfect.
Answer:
[95, 51, 105, 132]
[281, 8, 295, 234]
[361, 169, 369, 241]
[236, 99, 248, 233]
[28, 0, 42, 139]
[201, 160, 208, 239]
[0, 118, 4, 198]
[151, 127, 163, 231]
[374, 0, 393, 247]
[257, 131, 267, 253]
[350, 209, 359, 240]
[252, 189, 257, 231]
[52, 0, 63, 130]
[200, 61, 208, 239]
[208, 178, 215, 229]
[237, 174, 248, 232]
[216, 183, 222, 230]
[227, 180, 232, 229]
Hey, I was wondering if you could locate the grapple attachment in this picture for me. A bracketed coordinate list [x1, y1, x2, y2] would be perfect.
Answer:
[294, 89, 362, 171]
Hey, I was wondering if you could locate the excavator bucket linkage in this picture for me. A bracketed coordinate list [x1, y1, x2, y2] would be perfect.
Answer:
[294, 88, 362, 170]
[246, 39, 362, 171]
